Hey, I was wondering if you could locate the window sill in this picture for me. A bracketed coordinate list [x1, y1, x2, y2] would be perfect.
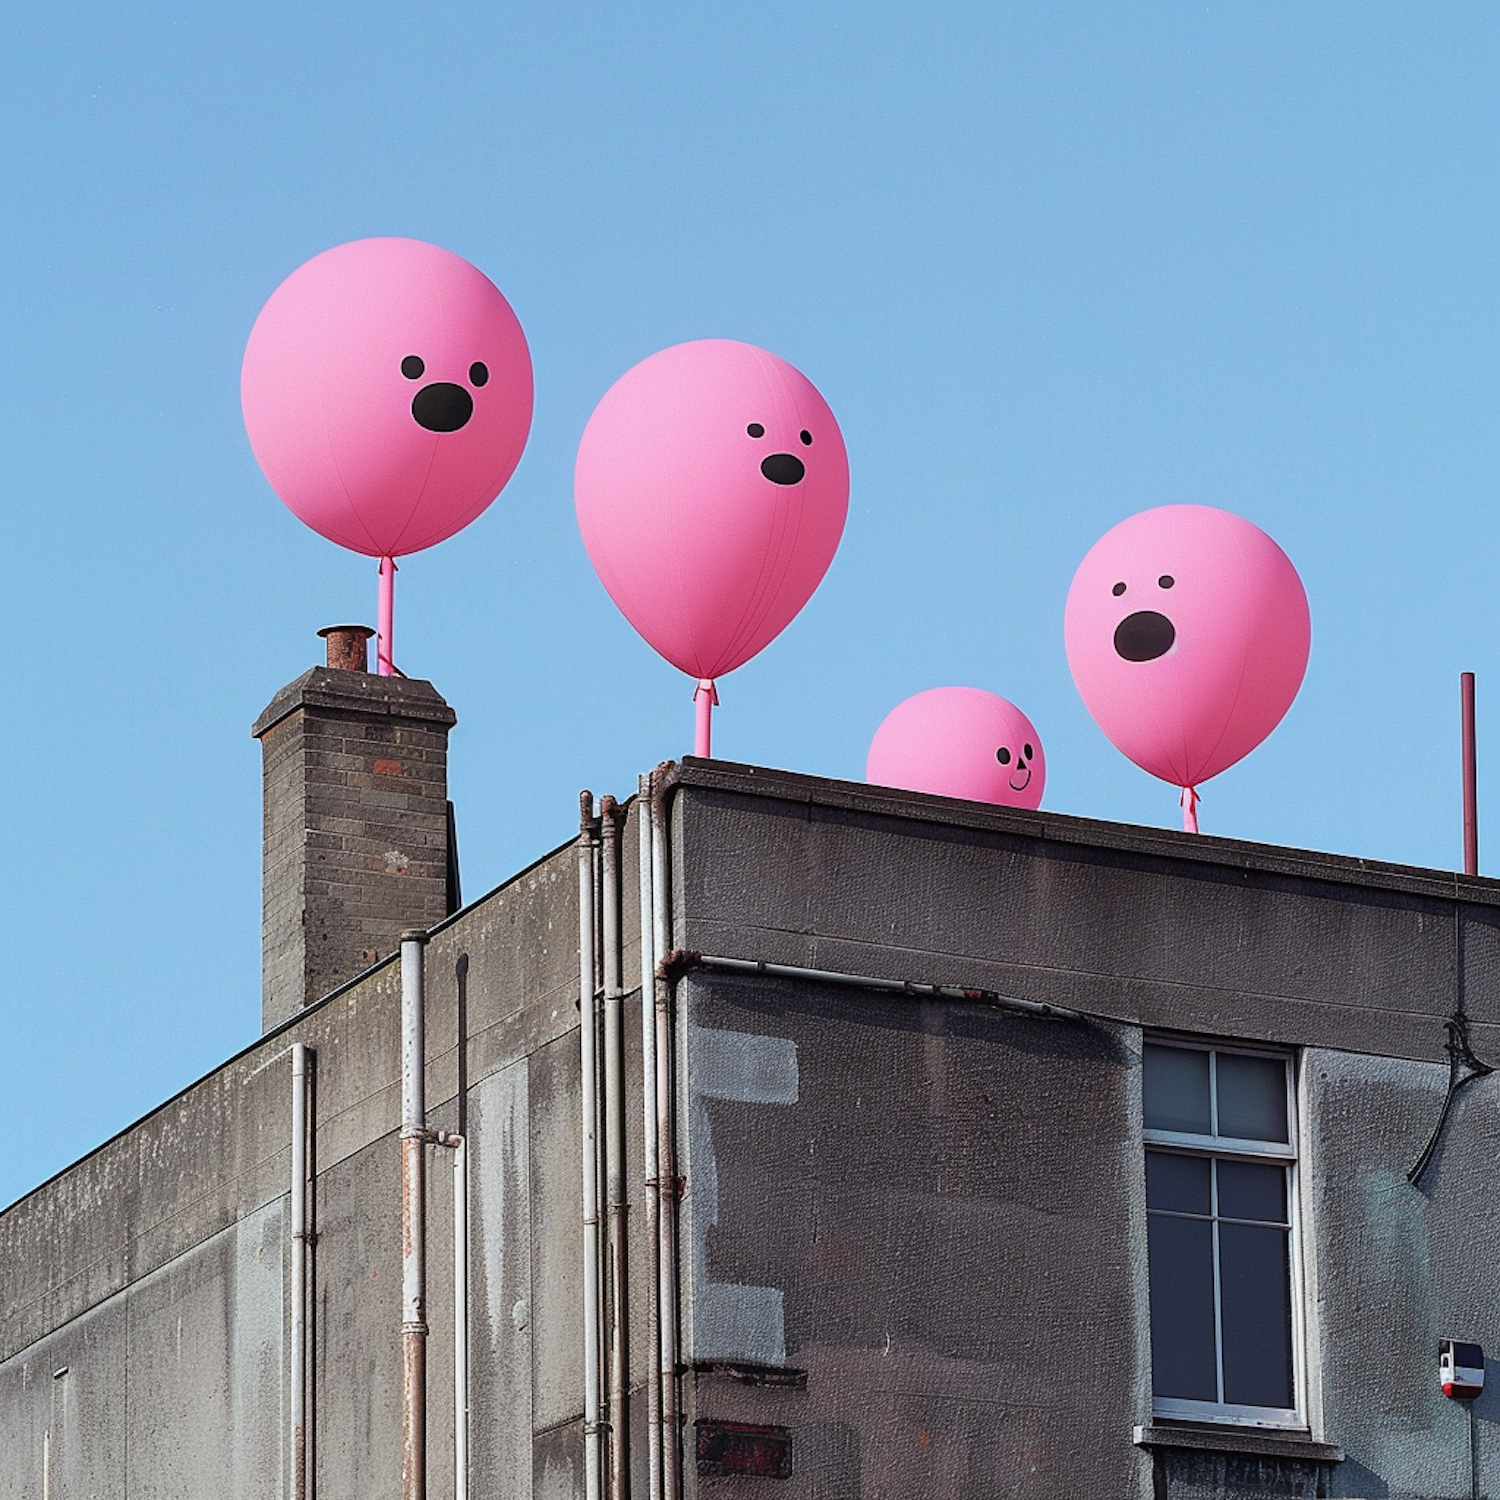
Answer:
[1133, 1423, 1344, 1464]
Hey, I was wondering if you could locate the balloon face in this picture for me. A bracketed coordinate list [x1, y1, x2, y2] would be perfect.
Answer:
[242, 238, 533, 557]
[575, 339, 850, 681]
[867, 687, 1046, 809]
[1064, 505, 1310, 789]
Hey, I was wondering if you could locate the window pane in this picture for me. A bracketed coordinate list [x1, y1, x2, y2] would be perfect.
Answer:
[1216, 1159, 1287, 1225]
[1148, 1214, 1218, 1401]
[1144, 1045, 1211, 1135]
[1146, 1150, 1211, 1215]
[1216, 1053, 1289, 1142]
[1219, 1222, 1294, 1409]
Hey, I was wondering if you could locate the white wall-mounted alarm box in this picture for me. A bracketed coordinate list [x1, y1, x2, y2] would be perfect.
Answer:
[1441, 1340, 1484, 1399]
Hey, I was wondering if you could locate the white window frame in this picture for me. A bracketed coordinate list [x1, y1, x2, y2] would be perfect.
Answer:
[1143, 1038, 1307, 1431]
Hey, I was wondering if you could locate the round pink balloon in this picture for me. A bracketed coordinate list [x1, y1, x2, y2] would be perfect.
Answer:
[1064, 504, 1310, 790]
[574, 339, 850, 680]
[867, 688, 1046, 809]
[242, 238, 533, 558]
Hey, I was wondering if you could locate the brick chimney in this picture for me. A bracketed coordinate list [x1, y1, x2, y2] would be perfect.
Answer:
[252, 626, 458, 1032]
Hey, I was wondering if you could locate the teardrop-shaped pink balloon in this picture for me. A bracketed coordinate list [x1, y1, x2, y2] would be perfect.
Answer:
[1065, 504, 1310, 791]
[575, 339, 850, 680]
[242, 238, 533, 558]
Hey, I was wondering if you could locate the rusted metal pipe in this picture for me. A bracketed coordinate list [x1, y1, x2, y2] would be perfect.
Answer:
[290, 1042, 313, 1500]
[600, 797, 631, 1500]
[1463, 672, 1479, 876]
[578, 796, 604, 1500]
[636, 779, 662, 1500]
[650, 773, 682, 1500]
[401, 930, 429, 1500]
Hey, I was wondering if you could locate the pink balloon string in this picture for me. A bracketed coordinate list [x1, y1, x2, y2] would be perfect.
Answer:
[377, 556, 397, 676]
[693, 678, 719, 759]
[1180, 784, 1200, 834]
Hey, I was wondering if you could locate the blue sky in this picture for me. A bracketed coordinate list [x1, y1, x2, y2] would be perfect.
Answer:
[3, 3, 1497, 1207]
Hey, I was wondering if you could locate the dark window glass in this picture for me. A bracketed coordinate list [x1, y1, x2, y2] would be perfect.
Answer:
[1144, 1045, 1211, 1135]
[1219, 1223, 1294, 1408]
[1147, 1215, 1218, 1401]
[1216, 1159, 1287, 1225]
[1146, 1151, 1211, 1215]
[1216, 1053, 1289, 1142]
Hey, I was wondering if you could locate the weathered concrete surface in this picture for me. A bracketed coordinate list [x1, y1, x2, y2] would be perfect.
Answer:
[7, 760, 1500, 1499]
[679, 970, 1152, 1498]
[669, 762, 1500, 1062]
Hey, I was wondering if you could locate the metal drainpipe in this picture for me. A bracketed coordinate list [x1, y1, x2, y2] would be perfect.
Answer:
[650, 773, 682, 1500]
[291, 1042, 313, 1500]
[401, 930, 429, 1500]
[578, 796, 605, 1500]
[451, 1133, 469, 1500]
[636, 780, 662, 1500]
[601, 797, 631, 1500]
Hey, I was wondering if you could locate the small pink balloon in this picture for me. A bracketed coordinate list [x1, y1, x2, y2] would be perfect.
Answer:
[574, 339, 850, 680]
[867, 688, 1046, 809]
[242, 238, 533, 558]
[1064, 504, 1310, 793]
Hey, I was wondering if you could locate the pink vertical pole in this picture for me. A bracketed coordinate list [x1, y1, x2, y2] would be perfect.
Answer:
[693, 679, 717, 759]
[1462, 671, 1478, 875]
[378, 556, 397, 676]
[1180, 785, 1199, 834]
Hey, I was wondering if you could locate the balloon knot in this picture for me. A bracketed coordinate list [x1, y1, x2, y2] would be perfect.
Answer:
[694, 678, 720, 706]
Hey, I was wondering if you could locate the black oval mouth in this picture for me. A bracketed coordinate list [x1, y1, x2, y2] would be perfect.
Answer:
[760, 453, 805, 486]
[1009, 766, 1032, 792]
[1114, 610, 1176, 662]
[412, 382, 474, 433]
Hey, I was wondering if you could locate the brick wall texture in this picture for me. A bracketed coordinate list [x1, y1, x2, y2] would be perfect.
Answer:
[252, 665, 457, 1031]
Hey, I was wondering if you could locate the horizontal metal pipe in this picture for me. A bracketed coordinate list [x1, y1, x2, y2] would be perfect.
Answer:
[671, 954, 1081, 1021]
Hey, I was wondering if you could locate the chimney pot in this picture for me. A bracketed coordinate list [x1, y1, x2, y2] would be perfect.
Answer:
[317, 624, 376, 672]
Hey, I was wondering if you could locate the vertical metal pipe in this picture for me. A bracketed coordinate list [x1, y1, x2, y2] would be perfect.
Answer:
[650, 778, 681, 1500]
[453, 1135, 469, 1500]
[401, 930, 429, 1500]
[291, 1042, 311, 1500]
[1463, 672, 1479, 876]
[636, 781, 662, 1500]
[601, 798, 630, 1500]
[578, 796, 604, 1500]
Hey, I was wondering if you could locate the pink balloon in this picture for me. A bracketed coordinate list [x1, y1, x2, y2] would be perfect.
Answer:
[574, 340, 850, 680]
[1064, 505, 1310, 792]
[242, 238, 533, 558]
[867, 688, 1046, 809]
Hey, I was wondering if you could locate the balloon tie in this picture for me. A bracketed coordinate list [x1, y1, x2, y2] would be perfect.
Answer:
[1180, 785, 1200, 835]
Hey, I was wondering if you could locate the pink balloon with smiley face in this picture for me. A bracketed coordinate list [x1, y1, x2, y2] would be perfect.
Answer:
[575, 339, 850, 684]
[1065, 504, 1310, 827]
[867, 688, 1045, 809]
[241, 238, 533, 558]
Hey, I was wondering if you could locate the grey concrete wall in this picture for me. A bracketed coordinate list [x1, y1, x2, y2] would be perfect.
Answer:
[678, 971, 1152, 1499]
[0, 831, 589, 1499]
[9, 758, 1500, 1500]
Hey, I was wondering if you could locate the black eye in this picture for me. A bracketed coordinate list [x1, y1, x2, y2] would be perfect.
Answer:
[469, 362, 489, 388]
[800, 430, 813, 446]
[1158, 574, 1174, 589]
[1024, 743, 1034, 758]
[1111, 581, 1126, 597]
[996, 747, 1012, 765]
[747, 423, 765, 438]
[401, 355, 425, 380]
